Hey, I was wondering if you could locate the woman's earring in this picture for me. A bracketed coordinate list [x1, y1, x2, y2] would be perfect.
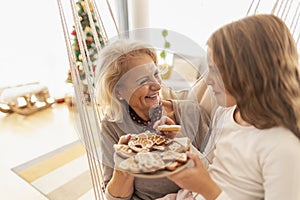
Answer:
[116, 90, 123, 100]
[118, 96, 124, 101]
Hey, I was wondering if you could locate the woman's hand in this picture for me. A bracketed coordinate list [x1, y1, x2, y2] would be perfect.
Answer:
[114, 135, 134, 178]
[167, 152, 222, 200]
[108, 134, 134, 198]
[155, 115, 176, 126]
[153, 116, 182, 138]
[107, 169, 135, 198]
[118, 134, 131, 144]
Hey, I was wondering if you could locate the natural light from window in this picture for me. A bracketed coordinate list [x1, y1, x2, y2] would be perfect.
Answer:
[1, 0, 298, 98]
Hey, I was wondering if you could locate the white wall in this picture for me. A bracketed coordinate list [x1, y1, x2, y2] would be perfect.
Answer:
[1, 0, 297, 96]
[0, 0, 70, 96]
[0, 0, 122, 97]
[147, 0, 278, 49]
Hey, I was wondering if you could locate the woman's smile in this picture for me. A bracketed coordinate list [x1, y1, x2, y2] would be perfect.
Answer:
[145, 93, 159, 100]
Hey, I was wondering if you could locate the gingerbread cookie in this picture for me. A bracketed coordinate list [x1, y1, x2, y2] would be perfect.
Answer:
[115, 131, 190, 176]
[157, 125, 181, 132]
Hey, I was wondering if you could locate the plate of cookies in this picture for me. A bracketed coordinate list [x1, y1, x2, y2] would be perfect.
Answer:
[113, 130, 192, 178]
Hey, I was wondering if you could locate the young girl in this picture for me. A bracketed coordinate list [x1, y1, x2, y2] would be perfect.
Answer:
[161, 14, 300, 200]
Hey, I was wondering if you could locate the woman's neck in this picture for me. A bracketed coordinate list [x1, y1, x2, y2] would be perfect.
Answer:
[136, 111, 149, 121]
[129, 107, 150, 122]
[128, 102, 163, 127]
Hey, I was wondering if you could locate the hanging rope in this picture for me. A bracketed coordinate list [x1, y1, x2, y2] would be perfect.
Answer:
[275, 0, 285, 16]
[56, 0, 120, 199]
[283, 0, 293, 21]
[247, 0, 300, 45]
[246, 0, 261, 16]
[70, 1, 105, 199]
[105, 0, 120, 35]
[280, 0, 290, 18]
[290, 2, 300, 30]
[246, 0, 256, 16]
[271, 0, 280, 14]
[292, 12, 300, 35]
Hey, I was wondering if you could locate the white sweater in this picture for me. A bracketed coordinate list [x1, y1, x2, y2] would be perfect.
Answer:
[199, 106, 300, 200]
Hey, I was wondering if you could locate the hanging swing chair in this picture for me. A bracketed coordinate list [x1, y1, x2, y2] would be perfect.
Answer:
[56, 1, 299, 199]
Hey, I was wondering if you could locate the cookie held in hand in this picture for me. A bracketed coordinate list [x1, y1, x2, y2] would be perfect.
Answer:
[157, 125, 181, 132]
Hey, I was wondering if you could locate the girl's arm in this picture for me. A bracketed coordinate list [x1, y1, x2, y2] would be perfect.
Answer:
[168, 152, 221, 200]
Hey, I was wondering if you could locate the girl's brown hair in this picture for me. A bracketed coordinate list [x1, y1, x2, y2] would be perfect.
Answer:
[207, 14, 300, 139]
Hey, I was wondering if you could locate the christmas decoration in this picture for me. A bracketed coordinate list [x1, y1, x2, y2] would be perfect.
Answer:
[66, 0, 105, 83]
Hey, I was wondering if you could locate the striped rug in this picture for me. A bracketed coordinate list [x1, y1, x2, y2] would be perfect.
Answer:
[11, 141, 95, 200]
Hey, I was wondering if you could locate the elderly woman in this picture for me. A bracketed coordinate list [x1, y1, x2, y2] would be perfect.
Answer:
[95, 39, 210, 200]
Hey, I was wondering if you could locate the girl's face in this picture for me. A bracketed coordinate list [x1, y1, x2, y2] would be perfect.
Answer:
[116, 55, 161, 119]
[206, 48, 236, 107]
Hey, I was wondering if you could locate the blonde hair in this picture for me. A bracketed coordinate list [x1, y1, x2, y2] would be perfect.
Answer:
[207, 14, 300, 139]
[95, 39, 157, 121]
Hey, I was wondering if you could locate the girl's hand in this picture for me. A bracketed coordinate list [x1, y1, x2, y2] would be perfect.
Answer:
[168, 152, 221, 200]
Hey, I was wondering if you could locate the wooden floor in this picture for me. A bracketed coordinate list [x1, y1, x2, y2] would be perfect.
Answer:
[0, 103, 79, 199]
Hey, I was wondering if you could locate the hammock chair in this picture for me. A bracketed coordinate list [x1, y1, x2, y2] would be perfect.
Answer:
[57, 1, 299, 199]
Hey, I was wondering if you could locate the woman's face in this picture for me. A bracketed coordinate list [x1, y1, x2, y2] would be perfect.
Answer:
[206, 48, 236, 107]
[116, 54, 161, 119]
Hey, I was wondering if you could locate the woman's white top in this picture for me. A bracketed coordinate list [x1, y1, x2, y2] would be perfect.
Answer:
[200, 105, 300, 200]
